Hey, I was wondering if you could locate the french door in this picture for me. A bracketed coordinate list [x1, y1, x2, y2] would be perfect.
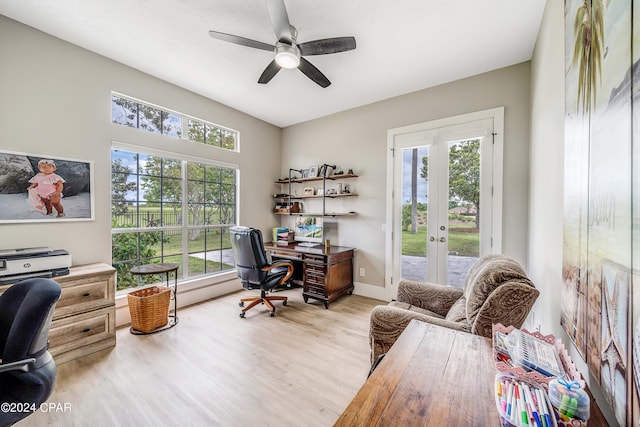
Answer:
[386, 109, 503, 293]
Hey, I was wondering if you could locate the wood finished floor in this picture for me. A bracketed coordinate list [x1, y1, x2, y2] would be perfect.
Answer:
[19, 289, 383, 427]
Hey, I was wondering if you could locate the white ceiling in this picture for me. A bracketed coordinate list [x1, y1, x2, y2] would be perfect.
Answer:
[0, 0, 546, 128]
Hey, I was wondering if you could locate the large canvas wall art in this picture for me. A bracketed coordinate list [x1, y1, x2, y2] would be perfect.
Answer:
[0, 151, 94, 222]
[562, 0, 634, 424]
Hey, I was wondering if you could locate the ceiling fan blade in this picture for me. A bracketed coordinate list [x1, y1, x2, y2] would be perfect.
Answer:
[258, 60, 282, 84]
[265, 0, 292, 43]
[298, 37, 357, 56]
[298, 58, 331, 88]
[209, 30, 274, 52]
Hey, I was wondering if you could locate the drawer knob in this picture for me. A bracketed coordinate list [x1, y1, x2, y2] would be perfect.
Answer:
[82, 292, 91, 297]
[83, 328, 91, 333]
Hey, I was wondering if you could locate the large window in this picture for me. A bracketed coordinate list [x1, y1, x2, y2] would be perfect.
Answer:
[111, 148, 237, 291]
[111, 93, 237, 151]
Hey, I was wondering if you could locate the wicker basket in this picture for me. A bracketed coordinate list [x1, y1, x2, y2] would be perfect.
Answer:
[128, 286, 171, 332]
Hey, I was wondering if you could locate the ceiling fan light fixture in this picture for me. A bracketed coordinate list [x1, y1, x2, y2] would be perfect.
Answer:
[275, 43, 300, 69]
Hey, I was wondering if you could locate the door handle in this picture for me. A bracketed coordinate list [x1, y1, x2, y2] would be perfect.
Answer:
[439, 237, 446, 243]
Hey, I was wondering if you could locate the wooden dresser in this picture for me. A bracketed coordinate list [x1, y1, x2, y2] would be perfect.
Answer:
[0, 263, 116, 364]
[264, 243, 354, 308]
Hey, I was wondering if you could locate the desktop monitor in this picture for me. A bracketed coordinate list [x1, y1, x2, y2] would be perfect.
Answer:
[294, 217, 324, 247]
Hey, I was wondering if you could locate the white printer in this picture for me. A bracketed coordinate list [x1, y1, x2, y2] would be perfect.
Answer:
[0, 247, 71, 284]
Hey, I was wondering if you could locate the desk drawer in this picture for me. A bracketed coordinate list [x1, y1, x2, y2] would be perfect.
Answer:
[267, 249, 304, 261]
[304, 254, 326, 264]
[305, 283, 326, 295]
[306, 264, 326, 277]
[49, 305, 115, 358]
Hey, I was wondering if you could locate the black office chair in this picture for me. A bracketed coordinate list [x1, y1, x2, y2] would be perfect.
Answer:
[0, 278, 62, 426]
[230, 226, 294, 318]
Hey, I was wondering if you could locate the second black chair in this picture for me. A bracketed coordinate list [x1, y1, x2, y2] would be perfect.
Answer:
[0, 277, 62, 426]
[230, 226, 294, 318]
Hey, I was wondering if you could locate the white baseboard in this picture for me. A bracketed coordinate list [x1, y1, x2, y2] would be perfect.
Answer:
[352, 281, 390, 302]
[115, 274, 243, 328]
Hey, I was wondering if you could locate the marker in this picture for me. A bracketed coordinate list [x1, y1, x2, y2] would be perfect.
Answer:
[515, 385, 529, 425]
[524, 385, 543, 427]
[536, 388, 552, 427]
[506, 382, 513, 418]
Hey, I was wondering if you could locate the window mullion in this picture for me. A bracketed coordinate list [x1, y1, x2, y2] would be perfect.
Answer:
[181, 160, 189, 279]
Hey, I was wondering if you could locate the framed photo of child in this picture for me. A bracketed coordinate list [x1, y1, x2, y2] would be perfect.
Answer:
[0, 150, 95, 223]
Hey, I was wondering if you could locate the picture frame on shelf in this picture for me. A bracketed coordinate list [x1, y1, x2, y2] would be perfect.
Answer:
[317, 189, 324, 196]
[301, 169, 310, 179]
[303, 187, 314, 196]
[309, 166, 318, 178]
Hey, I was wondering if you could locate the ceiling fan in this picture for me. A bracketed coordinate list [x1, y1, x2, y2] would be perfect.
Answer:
[208, 0, 356, 88]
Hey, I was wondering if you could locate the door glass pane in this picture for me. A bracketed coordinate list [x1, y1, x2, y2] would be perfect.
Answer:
[401, 146, 429, 282]
[447, 139, 481, 287]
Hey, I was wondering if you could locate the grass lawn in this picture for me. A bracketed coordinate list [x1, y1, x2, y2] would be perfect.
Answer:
[402, 224, 479, 257]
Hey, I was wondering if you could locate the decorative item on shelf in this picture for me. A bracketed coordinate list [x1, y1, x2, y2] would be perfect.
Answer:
[309, 166, 318, 178]
[319, 163, 336, 177]
[317, 189, 324, 196]
[334, 165, 344, 175]
[326, 188, 336, 195]
[347, 168, 354, 175]
[337, 183, 343, 194]
[301, 169, 310, 179]
[343, 184, 350, 194]
[290, 202, 301, 213]
[303, 187, 314, 196]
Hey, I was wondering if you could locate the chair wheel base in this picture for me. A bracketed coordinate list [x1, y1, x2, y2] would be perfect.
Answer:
[239, 312, 246, 318]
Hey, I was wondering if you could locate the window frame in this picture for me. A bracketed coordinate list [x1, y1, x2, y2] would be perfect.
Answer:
[111, 142, 239, 293]
[111, 92, 239, 152]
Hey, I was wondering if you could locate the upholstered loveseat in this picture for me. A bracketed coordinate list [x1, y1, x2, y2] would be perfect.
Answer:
[369, 254, 539, 363]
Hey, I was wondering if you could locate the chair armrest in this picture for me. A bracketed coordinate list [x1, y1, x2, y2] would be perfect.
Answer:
[369, 305, 469, 364]
[0, 357, 36, 373]
[262, 260, 294, 285]
[396, 280, 464, 317]
[470, 282, 540, 337]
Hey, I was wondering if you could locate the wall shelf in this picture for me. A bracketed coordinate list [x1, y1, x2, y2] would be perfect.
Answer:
[273, 167, 358, 217]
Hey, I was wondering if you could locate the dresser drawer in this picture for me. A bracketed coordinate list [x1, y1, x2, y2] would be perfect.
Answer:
[53, 279, 113, 319]
[49, 305, 115, 359]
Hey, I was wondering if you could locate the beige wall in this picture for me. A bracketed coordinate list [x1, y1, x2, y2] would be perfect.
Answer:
[281, 62, 531, 292]
[528, 1, 617, 425]
[0, 16, 281, 286]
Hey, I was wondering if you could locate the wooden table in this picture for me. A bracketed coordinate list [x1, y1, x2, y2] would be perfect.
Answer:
[335, 320, 500, 426]
[335, 320, 610, 426]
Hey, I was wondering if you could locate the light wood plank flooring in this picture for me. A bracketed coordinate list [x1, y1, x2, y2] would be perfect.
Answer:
[19, 289, 383, 427]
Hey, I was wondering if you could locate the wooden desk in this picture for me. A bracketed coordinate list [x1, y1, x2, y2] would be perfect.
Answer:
[335, 320, 499, 426]
[264, 242, 354, 308]
[335, 320, 610, 426]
